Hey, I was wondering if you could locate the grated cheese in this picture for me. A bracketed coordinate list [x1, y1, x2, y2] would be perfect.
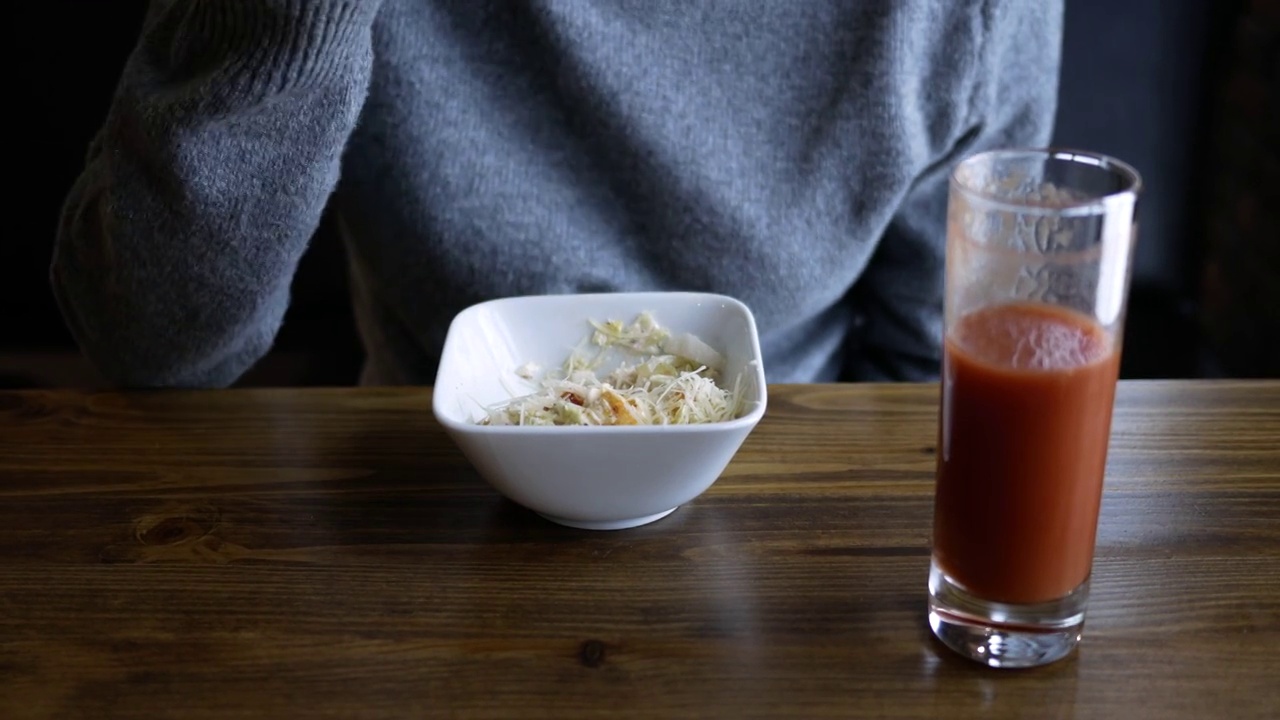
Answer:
[478, 312, 745, 426]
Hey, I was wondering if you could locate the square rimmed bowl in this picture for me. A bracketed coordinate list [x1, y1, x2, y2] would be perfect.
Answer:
[431, 291, 768, 530]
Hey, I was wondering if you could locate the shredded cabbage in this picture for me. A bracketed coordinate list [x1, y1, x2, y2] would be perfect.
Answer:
[478, 312, 745, 426]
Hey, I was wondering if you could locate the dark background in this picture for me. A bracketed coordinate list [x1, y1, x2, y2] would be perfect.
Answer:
[4, 0, 1275, 389]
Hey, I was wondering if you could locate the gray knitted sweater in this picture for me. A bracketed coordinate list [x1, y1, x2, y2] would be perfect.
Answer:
[52, 0, 1061, 388]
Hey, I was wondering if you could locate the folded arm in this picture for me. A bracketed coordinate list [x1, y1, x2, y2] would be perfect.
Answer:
[52, 0, 384, 387]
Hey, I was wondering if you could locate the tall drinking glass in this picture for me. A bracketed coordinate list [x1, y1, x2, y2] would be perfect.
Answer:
[928, 148, 1142, 668]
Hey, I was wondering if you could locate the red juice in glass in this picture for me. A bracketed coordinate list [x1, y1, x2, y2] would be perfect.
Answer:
[933, 301, 1120, 605]
[927, 148, 1141, 669]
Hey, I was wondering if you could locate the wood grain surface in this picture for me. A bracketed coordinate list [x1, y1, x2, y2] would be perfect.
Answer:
[0, 382, 1277, 719]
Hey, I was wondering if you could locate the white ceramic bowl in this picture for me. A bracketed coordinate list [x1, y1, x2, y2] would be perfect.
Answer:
[432, 291, 768, 530]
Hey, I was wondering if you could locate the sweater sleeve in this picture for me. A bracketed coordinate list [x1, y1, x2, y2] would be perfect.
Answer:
[844, 0, 1064, 381]
[51, 0, 384, 388]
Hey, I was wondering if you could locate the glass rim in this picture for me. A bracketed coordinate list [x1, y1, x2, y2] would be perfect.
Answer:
[950, 147, 1143, 217]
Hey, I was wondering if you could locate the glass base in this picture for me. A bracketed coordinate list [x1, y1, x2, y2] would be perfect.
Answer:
[928, 558, 1087, 669]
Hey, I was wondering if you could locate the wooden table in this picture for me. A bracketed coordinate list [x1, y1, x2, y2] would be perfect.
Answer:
[1, 382, 1277, 719]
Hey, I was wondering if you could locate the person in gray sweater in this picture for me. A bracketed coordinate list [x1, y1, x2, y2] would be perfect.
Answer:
[52, 0, 1062, 388]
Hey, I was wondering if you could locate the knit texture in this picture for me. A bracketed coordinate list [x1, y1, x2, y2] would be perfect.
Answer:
[53, 0, 1062, 388]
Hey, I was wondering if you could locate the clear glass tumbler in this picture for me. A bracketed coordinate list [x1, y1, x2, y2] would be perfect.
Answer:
[928, 148, 1142, 668]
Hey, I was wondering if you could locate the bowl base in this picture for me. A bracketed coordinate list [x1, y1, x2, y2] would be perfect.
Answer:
[537, 507, 678, 531]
